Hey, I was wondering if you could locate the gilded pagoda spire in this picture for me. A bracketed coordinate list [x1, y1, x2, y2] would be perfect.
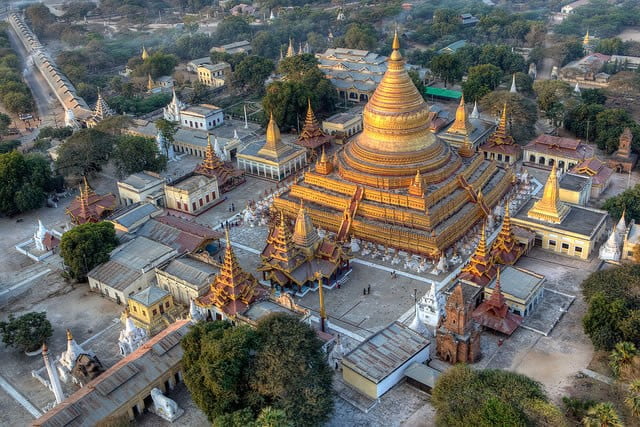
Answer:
[147, 74, 154, 91]
[263, 211, 303, 266]
[491, 200, 523, 265]
[488, 268, 506, 307]
[528, 164, 570, 224]
[286, 38, 295, 57]
[142, 45, 149, 61]
[93, 91, 114, 121]
[583, 30, 590, 46]
[449, 95, 471, 136]
[460, 222, 498, 285]
[202, 134, 223, 171]
[486, 103, 514, 146]
[408, 169, 424, 196]
[300, 99, 323, 139]
[258, 113, 288, 158]
[293, 202, 320, 250]
[315, 146, 333, 175]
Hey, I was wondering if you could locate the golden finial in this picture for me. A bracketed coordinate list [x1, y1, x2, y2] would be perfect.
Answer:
[142, 44, 149, 61]
[66, 329, 73, 340]
[392, 29, 400, 50]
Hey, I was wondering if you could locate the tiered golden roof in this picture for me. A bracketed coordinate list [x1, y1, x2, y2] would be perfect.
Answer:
[286, 38, 295, 57]
[292, 203, 320, 251]
[258, 113, 289, 159]
[196, 231, 259, 316]
[527, 164, 570, 224]
[488, 104, 514, 146]
[142, 45, 149, 61]
[297, 99, 331, 149]
[459, 223, 498, 286]
[272, 33, 513, 259]
[194, 135, 244, 190]
[315, 146, 333, 175]
[491, 201, 523, 265]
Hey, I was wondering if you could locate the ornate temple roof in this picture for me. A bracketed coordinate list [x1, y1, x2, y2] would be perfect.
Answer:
[296, 100, 332, 149]
[196, 231, 260, 316]
[527, 164, 570, 224]
[194, 134, 244, 188]
[66, 177, 116, 225]
[472, 270, 523, 335]
[481, 104, 520, 156]
[292, 203, 320, 250]
[459, 224, 498, 286]
[570, 157, 613, 186]
[92, 92, 114, 121]
[490, 202, 523, 265]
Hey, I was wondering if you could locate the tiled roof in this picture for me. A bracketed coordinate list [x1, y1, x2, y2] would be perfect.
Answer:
[130, 285, 169, 306]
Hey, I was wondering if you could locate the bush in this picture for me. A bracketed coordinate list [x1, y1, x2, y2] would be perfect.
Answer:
[0, 312, 53, 352]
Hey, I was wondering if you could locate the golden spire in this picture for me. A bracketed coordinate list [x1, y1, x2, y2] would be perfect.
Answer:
[286, 38, 295, 57]
[78, 181, 90, 220]
[299, 98, 326, 140]
[258, 113, 287, 158]
[583, 30, 590, 46]
[320, 145, 328, 163]
[142, 45, 149, 60]
[315, 145, 333, 175]
[528, 164, 570, 224]
[315, 271, 326, 332]
[408, 169, 424, 196]
[293, 202, 320, 250]
[66, 329, 73, 341]
[202, 134, 222, 171]
[487, 103, 514, 146]
[448, 95, 471, 135]
[147, 74, 154, 91]
[476, 222, 488, 257]
[491, 199, 523, 265]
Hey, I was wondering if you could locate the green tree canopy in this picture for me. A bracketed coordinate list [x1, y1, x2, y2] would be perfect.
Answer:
[0, 151, 55, 215]
[182, 314, 333, 426]
[432, 365, 564, 426]
[429, 54, 463, 87]
[60, 221, 119, 281]
[112, 135, 167, 177]
[216, 16, 252, 45]
[0, 312, 53, 353]
[54, 129, 114, 177]
[134, 52, 178, 79]
[338, 23, 377, 51]
[230, 56, 275, 96]
[463, 64, 503, 101]
[582, 402, 623, 427]
[593, 109, 640, 154]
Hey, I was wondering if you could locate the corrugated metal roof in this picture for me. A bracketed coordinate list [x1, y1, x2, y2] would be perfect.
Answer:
[161, 257, 218, 290]
[342, 322, 430, 384]
[130, 286, 169, 306]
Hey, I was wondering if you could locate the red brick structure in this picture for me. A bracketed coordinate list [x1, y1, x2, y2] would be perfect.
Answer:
[607, 128, 637, 173]
[436, 283, 481, 364]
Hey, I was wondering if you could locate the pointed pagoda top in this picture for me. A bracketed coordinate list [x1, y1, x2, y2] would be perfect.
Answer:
[392, 29, 401, 52]
[286, 38, 295, 57]
[477, 222, 488, 257]
[147, 74, 154, 91]
[408, 169, 424, 196]
[258, 113, 288, 159]
[142, 44, 149, 60]
[583, 30, 590, 46]
[528, 163, 570, 224]
[201, 133, 223, 172]
[299, 99, 326, 140]
[470, 100, 479, 119]
[293, 202, 320, 249]
[574, 81, 581, 93]
[320, 145, 328, 163]
[616, 209, 627, 235]
[486, 103, 514, 147]
[92, 92, 114, 121]
[66, 328, 73, 340]
[487, 269, 506, 308]
[510, 74, 517, 93]
[460, 222, 499, 285]
[448, 95, 471, 136]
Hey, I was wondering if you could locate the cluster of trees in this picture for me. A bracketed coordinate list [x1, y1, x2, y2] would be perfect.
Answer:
[0, 28, 34, 114]
[0, 151, 61, 215]
[107, 92, 171, 115]
[262, 54, 338, 130]
[582, 264, 640, 352]
[60, 221, 119, 281]
[432, 365, 563, 425]
[25, 3, 89, 47]
[594, 37, 640, 57]
[555, 0, 640, 39]
[128, 51, 178, 79]
[182, 314, 333, 426]
[478, 91, 538, 143]
[602, 184, 640, 224]
[0, 312, 52, 353]
[55, 119, 166, 178]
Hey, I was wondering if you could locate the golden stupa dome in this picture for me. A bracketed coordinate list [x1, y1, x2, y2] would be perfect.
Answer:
[338, 32, 458, 188]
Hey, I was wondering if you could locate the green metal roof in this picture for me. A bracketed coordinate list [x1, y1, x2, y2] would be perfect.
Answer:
[424, 87, 462, 99]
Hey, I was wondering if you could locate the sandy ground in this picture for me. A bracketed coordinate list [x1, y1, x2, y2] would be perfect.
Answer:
[617, 28, 640, 42]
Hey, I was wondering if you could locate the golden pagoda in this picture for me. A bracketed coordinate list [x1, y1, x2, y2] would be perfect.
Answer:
[479, 103, 521, 165]
[527, 164, 570, 224]
[458, 136, 475, 158]
[194, 134, 245, 192]
[490, 201, 524, 265]
[259, 209, 350, 291]
[142, 45, 149, 61]
[272, 32, 513, 258]
[146, 74, 155, 92]
[459, 223, 498, 286]
[315, 146, 333, 175]
[583, 30, 590, 46]
[286, 38, 295, 58]
[448, 96, 471, 136]
[259, 113, 289, 158]
[296, 99, 332, 154]
[196, 230, 261, 318]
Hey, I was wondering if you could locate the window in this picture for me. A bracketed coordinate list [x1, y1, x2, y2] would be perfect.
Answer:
[176, 201, 181, 210]
[562, 243, 569, 250]
[132, 306, 137, 312]
[548, 240, 556, 247]
[505, 156, 510, 163]
[165, 301, 170, 308]
[153, 309, 157, 316]
[529, 154, 535, 162]
[192, 202, 196, 211]
[199, 198, 203, 207]
[142, 310, 147, 316]
[575, 247, 583, 253]
[206, 195, 210, 203]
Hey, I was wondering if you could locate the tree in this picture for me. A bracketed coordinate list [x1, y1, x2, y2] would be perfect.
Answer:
[583, 292, 628, 350]
[231, 56, 275, 96]
[602, 185, 640, 224]
[0, 312, 53, 352]
[581, 88, 607, 105]
[0, 151, 53, 215]
[182, 314, 333, 426]
[429, 54, 463, 87]
[463, 64, 503, 101]
[55, 129, 114, 177]
[565, 103, 605, 142]
[581, 402, 623, 427]
[339, 23, 377, 51]
[533, 80, 572, 127]
[3, 91, 33, 114]
[609, 341, 638, 377]
[0, 112, 10, 135]
[60, 221, 119, 281]
[625, 379, 640, 418]
[112, 135, 167, 177]
[432, 365, 564, 426]
[216, 16, 252, 45]
[594, 109, 640, 153]
[277, 54, 318, 80]
[25, 3, 57, 38]
[155, 118, 178, 157]
[595, 38, 624, 55]
[93, 116, 133, 136]
[479, 91, 538, 143]
[251, 31, 280, 59]
[38, 126, 73, 140]
[134, 52, 178, 79]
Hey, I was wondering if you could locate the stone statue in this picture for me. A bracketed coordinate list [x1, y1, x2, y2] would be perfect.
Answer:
[349, 236, 360, 253]
[150, 387, 184, 422]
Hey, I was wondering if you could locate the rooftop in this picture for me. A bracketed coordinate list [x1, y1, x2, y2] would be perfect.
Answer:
[559, 173, 590, 192]
[160, 256, 218, 290]
[169, 174, 216, 192]
[242, 300, 305, 322]
[525, 135, 594, 161]
[108, 203, 161, 230]
[342, 321, 430, 384]
[324, 112, 360, 125]
[181, 104, 221, 117]
[198, 62, 229, 72]
[130, 285, 169, 306]
[32, 321, 190, 427]
[135, 215, 223, 254]
[110, 236, 176, 271]
[487, 266, 544, 301]
[119, 172, 164, 190]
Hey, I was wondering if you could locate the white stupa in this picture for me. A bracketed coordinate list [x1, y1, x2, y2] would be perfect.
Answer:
[509, 74, 518, 93]
[213, 136, 226, 161]
[615, 210, 627, 239]
[574, 82, 581, 93]
[34, 219, 48, 252]
[599, 228, 621, 261]
[118, 310, 148, 357]
[409, 303, 428, 335]
[470, 101, 479, 119]
[420, 285, 443, 330]
[58, 329, 93, 383]
[163, 88, 185, 122]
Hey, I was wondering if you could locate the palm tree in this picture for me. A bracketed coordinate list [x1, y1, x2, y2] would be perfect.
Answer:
[625, 379, 640, 418]
[610, 341, 638, 377]
[582, 402, 623, 427]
